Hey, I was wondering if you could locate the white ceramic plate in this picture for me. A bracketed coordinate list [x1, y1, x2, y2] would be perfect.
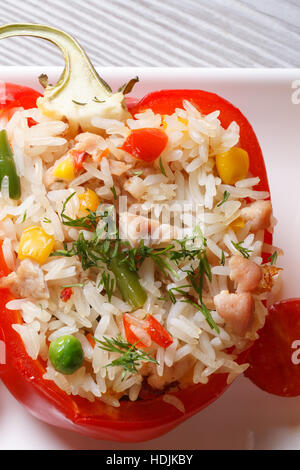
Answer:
[0, 67, 299, 450]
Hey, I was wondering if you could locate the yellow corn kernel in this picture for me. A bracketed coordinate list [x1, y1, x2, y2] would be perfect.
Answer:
[161, 115, 167, 130]
[230, 216, 245, 231]
[78, 189, 100, 214]
[215, 147, 249, 185]
[18, 226, 55, 264]
[53, 157, 75, 181]
[177, 116, 188, 125]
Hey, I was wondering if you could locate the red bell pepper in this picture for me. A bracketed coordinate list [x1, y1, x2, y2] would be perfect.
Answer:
[60, 287, 73, 302]
[0, 85, 271, 442]
[146, 314, 173, 349]
[0, 82, 41, 114]
[123, 313, 173, 349]
[120, 128, 168, 162]
[245, 299, 300, 397]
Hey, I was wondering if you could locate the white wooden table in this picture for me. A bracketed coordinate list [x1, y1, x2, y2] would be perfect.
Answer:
[0, 0, 299, 67]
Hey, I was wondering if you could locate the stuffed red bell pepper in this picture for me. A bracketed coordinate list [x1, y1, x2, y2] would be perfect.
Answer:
[0, 24, 290, 443]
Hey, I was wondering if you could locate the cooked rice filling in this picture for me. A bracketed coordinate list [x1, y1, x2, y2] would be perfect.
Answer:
[0, 100, 280, 406]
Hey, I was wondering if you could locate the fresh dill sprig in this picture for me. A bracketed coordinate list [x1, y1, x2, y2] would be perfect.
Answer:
[54, 194, 219, 332]
[22, 211, 27, 223]
[159, 156, 167, 176]
[220, 250, 226, 266]
[130, 169, 143, 176]
[98, 271, 115, 302]
[61, 283, 84, 288]
[110, 186, 117, 200]
[268, 251, 278, 265]
[231, 241, 253, 259]
[95, 334, 158, 380]
[217, 190, 230, 207]
[182, 298, 219, 333]
[168, 258, 219, 333]
[43, 217, 51, 224]
[60, 192, 99, 229]
[130, 241, 177, 275]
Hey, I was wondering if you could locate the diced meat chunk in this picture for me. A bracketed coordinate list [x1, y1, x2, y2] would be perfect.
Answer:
[140, 355, 195, 390]
[214, 290, 254, 336]
[240, 200, 272, 232]
[0, 259, 49, 299]
[109, 160, 132, 176]
[119, 212, 177, 247]
[229, 255, 262, 293]
[124, 176, 146, 199]
[74, 132, 105, 159]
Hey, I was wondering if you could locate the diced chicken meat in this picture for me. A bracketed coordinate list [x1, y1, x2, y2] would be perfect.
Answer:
[74, 132, 105, 160]
[140, 355, 195, 390]
[229, 255, 262, 293]
[109, 160, 132, 176]
[214, 290, 254, 336]
[0, 258, 49, 299]
[119, 212, 178, 247]
[240, 200, 272, 232]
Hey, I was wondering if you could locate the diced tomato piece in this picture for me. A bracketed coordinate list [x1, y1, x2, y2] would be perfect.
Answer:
[60, 287, 73, 302]
[146, 314, 173, 349]
[27, 117, 38, 128]
[120, 128, 168, 162]
[72, 150, 88, 171]
[86, 333, 96, 348]
[123, 313, 148, 348]
[98, 147, 109, 161]
[245, 299, 300, 397]
[123, 313, 172, 349]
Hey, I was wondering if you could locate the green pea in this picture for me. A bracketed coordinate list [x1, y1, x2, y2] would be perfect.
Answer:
[49, 335, 84, 375]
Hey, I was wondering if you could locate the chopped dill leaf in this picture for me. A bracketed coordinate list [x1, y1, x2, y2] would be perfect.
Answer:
[231, 240, 252, 259]
[95, 334, 158, 380]
[98, 271, 115, 302]
[221, 251, 225, 266]
[110, 186, 117, 200]
[61, 283, 84, 288]
[268, 251, 278, 265]
[159, 156, 167, 176]
[217, 190, 230, 207]
[130, 169, 143, 176]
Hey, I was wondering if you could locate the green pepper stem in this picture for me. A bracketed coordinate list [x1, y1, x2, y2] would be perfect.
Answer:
[0, 23, 112, 99]
[0, 24, 132, 134]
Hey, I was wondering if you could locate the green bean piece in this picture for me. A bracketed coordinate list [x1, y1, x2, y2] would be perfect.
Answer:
[109, 256, 147, 309]
[0, 129, 21, 200]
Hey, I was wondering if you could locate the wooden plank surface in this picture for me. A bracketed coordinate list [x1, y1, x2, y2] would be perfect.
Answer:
[0, 0, 299, 67]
